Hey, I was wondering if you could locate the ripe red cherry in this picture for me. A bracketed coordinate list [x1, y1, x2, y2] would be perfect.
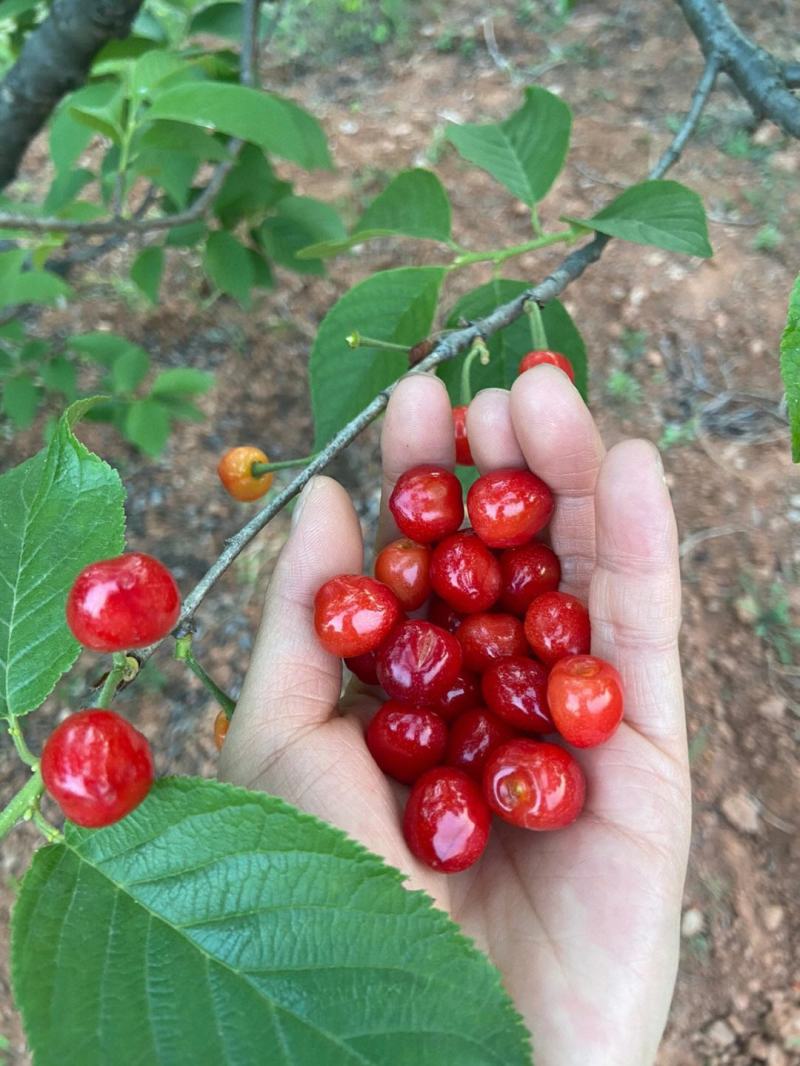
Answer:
[518, 349, 575, 382]
[66, 552, 181, 652]
[481, 656, 554, 734]
[498, 542, 561, 615]
[41, 709, 155, 828]
[374, 539, 432, 611]
[345, 649, 380, 686]
[456, 612, 527, 673]
[446, 708, 518, 781]
[467, 469, 554, 548]
[389, 464, 464, 544]
[429, 531, 501, 614]
[524, 591, 591, 665]
[365, 702, 447, 784]
[431, 669, 481, 722]
[452, 405, 474, 466]
[483, 738, 585, 830]
[376, 619, 462, 704]
[428, 596, 464, 634]
[548, 655, 624, 748]
[314, 575, 403, 658]
[403, 767, 490, 873]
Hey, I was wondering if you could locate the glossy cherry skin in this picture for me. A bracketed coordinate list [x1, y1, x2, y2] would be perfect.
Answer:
[456, 612, 528, 674]
[388, 464, 464, 544]
[213, 710, 229, 751]
[452, 405, 474, 466]
[498, 542, 561, 615]
[66, 552, 181, 652]
[374, 539, 432, 611]
[428, 596, 464, 634]
[217, 445, 273, 501]
[376, 620, 462, 704]
[518, 349, 575, 382]
[431, 669, 481, 722]
[481, 656, 554, 734]
[344, 649, 381, 686]
[403, 767, 491, 873]
[548, 655, 624, 748]
[524, 591, 591, 665]
[41, 709, 155, 828]
[429, 531, 501, 614]
[467, 468, 554, 549]
[314, 575, 403, 658]
[365, 702, 447, 784]
[483, 738, 586, 830]
[446, 708, 518, 781]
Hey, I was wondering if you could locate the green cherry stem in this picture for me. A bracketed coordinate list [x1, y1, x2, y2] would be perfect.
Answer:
[31, 805, 64, 844]
[460, 337, 491, 406]
[175, 636, 236, 719]
[94, 652, 132, 708]
[0, 770, 43, 843]
[345, 332, 410, 353]
[250, 454, 318, 478]
[525, 299, 548, 350]
[7, 720, 37, 768]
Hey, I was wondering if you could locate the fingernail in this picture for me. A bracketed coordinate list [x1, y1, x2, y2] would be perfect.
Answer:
[291, 477, 317, 528]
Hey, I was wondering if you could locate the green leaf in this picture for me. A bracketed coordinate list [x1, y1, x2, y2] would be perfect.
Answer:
[124, 398, 171, 455]
[67, 332, 137, 367]
[40, 358, 77, 399]
[43, 168, 94, 214]
[50, 83, 119, 172]
[0, 0, 39, 19]
[213, 143, 291, 228]
[130, 50, 188, 98]
[439, 279, 587, 401]
[447, 86, 571, 206]
[1, 375, 40, 428]
[564, 179, 712, 258]
[150, 368, 214, 396]
[780, 273, 800, 462]
[203, 230, 254, 308]
[138, 120, 230, 162]
[12, 777, 530, 1066]
[310, 267, 445, 448]
[0, 270, 71, 309]
[148, 83, 333, 170]
[68, 91, 124, 145]
[110, 346, 150, 393]
[259, 196, 345, 275]
[299, 169, 451, 259]
[188, 1, 278, 40]
[131, 148, 198, 208]
[130, 246, 164, 304]
[165, 220, 208, 247]
[0, 401, 125, 718]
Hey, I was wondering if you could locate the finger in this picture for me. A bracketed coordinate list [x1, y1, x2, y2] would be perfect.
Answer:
[465, 388, 525, 472]
[219, 476, 363, 785]
[376, 373, 455, 548]
[510, 365, 605, 598]
[590, 439, 686, 757]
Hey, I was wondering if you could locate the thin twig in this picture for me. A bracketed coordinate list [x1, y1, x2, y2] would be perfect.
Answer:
[649, 53, 720, 177]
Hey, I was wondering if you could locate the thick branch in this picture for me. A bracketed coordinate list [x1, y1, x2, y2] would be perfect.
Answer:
[784, 62, 800, 90]
[676, 0, 800, 137]
[0, 0, 145, 192]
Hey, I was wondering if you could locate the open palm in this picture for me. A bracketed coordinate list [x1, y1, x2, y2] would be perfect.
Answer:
[220, 367, 691, 1066]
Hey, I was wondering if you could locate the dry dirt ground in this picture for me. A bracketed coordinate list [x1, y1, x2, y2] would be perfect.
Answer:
[1, 2, 799, 1064]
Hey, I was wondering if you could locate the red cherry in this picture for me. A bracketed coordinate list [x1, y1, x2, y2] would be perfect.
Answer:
[431, 669, 481, 722]
[446, 708, 518, 781]
[403, 767, 490, 872]
[429, 531, 501, 614]
[452, 405, 474, 466]
[345, 649, 381, 686]
[374, 538, 432, 611]
[467, 468, 554, 548]
[524, 591, 590, 665]
[388, 464, 464, 544]
[518, 350, 575, 382]
[498, 542, 561, 615]
[376, 619, 462, 704]
[428, 596, 464, 634]
[483, 738, 585, 830]
[366, 702, 447, 784]
[314, 575, 403, 658]
[66, 552, 181, 652]
[548, 655, 624, 748]
[456, 612, 527, 674]
[41, 709, 154, 828]
[481, 656, 554, 734]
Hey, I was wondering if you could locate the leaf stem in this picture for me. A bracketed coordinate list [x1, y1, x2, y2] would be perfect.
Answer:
[450, 228, 575, 269]
[0, 770, 43, 842]
[94, 652, 131, 708]
[7, 720, 37, 768]
[251, 454, 318, 477]
[175, 637, 236, 718]
[460, 338, 491, 406]
[524, 299, 548, 350]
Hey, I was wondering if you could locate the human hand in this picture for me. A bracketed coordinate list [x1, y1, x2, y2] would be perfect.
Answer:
[219, 366, 691, 1066]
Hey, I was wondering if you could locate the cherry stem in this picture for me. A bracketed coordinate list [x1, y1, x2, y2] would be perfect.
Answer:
[524, 299, 548, 350]
[345, 331, 409, 353]
[175, 637, 236, 718]
[7, 720, 37, 768]
[460, 337, 491, 406]
[31, 805, 63, 844]
[94, 652, 130, 707]
[0, 770, 43, 843]
[250, 454, 318, 478]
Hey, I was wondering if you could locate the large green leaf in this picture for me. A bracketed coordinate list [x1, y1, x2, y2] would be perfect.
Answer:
[0, 401, 125, 719]
[12, 777, 530, 1066]
[446, 87, 571, 206]
[259, 195, 345, 275]
[203, 230, 254, 308]
[148, 83, 332, 170]
[564, 180, 712, 257]
[438, 279, 588, 402]
[213, 144, 291, 228]
[0, 269, 71, 310]
[1, 375, 40, 429]
[50, 82, 119, 172]
[780, 273, 800, 462]
[299, 170, 451, 260]
[310, 267, 445, 447]
[130, 246, 164, 304]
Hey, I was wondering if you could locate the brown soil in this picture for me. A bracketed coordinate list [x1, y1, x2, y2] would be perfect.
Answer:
[1, 2, 799, 1064]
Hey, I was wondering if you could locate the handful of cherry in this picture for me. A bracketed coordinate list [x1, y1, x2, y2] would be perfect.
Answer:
[314, 462, 624, 874]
